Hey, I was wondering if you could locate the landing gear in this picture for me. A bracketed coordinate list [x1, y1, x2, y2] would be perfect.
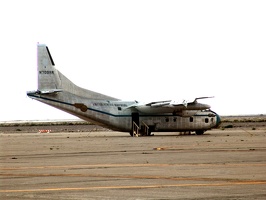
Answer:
[195, 130, 205, 135]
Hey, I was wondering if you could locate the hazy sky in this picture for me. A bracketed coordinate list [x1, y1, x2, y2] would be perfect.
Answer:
[1, 0, 266, 121]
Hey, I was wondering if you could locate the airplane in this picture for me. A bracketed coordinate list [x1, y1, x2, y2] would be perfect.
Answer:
[27, 44, 221, 136]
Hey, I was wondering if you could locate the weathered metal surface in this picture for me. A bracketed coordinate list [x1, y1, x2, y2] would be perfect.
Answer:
[27, 44, 221, 135]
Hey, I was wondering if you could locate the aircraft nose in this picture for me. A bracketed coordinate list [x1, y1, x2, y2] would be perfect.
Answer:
[215, 114, 221, 127]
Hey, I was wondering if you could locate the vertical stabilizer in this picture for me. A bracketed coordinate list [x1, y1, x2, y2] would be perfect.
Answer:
[37, 44, 61, 92]
[35, 44, 118, 100]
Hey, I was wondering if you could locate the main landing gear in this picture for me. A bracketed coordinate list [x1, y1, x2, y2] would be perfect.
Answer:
[130, 130, 206, 136]
[195, 130, 205, 135]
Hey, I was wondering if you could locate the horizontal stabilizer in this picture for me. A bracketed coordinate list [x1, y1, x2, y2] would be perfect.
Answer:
[37, 89, 63, 94]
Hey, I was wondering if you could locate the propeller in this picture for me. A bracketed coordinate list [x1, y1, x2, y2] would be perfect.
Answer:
[193, 96, 214, 103]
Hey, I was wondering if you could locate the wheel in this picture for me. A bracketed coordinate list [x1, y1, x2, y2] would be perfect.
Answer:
[195, 130, 204, 135]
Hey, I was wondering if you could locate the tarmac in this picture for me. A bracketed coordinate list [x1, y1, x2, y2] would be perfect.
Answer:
[0, 129, 266, 199]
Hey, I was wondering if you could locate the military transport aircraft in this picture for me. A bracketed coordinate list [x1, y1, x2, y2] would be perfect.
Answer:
[27, 44, 221, 136]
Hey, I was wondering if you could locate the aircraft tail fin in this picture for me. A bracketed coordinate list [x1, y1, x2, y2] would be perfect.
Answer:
[37, 44, 118, 100]
[37, 44, 62, 92]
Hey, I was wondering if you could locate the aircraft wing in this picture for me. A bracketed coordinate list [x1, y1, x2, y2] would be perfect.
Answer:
[126, 97, 213, 114]
[145, 100, 172, 107]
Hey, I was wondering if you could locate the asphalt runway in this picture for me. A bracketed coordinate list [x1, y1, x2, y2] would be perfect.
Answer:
[0, 129, 266, 199]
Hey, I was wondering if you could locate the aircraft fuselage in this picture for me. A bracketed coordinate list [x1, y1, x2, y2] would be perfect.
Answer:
[27, 44, 221, 136]
[27, 90, 220, 134]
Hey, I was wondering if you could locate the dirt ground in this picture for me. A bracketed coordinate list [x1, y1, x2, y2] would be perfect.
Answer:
[0, 124, 108, 133]
[1, 128, 266, 199]
[1, 115, 266, 199]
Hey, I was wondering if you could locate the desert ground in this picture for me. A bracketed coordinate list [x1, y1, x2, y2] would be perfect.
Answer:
[0, 116, 266, 199]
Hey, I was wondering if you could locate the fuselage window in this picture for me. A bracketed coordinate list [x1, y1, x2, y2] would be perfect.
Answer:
[173, 117, 177, 122]
[165, 118, 169, 122]
[205, 118, 209, 123]
[118, 107, 122, 111]
[189, 117, 193, 122]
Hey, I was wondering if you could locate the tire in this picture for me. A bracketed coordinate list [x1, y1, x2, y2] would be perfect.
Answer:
[195, 130, 204, 135]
